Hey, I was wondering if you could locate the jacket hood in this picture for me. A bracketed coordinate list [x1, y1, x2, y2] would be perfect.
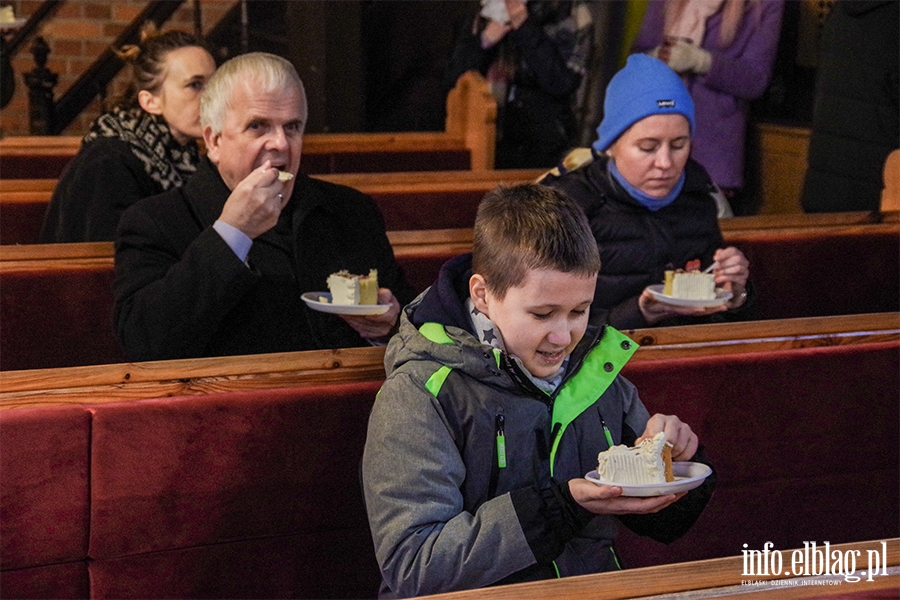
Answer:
[384, 253, 603, 390]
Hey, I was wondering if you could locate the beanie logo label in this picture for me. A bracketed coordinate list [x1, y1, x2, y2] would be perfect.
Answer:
[657, 100, 675, 108]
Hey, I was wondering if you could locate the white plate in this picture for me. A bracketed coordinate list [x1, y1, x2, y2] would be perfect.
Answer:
[585, 462, 712, 497]
[301, 292, 389, 316]
[646, 284, 732, 308]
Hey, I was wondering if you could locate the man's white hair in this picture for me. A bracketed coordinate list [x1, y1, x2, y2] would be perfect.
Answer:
[200, 52, 307, 135]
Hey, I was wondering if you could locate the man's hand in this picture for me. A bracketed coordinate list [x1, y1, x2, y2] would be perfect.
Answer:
[339, 288, 402, 342]
[218, 160, 291, 239]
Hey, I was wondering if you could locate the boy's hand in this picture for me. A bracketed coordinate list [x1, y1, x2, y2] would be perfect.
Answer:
[568, 479, 686, 514]
[637, 414, 698, 461]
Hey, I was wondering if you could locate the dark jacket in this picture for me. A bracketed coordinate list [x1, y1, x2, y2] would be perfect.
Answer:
[41, 137, 167, 242]
[114, 157, 416, 361]
[363, 254, 714, 597]
[541, 153, 752, 329]
[445, 2, 592, 169]
[800, 0, 900, 213]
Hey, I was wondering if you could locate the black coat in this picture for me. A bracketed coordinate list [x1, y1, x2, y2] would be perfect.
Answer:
[114, 158, 416, 361]
[445, 2, 585, 169]
[41, 137, 166, 242]
[800, 0, 900, 213]
[541, 155, 750, 329]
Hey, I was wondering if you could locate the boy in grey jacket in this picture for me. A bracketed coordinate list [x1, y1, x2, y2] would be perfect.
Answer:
[362, 184, 714, 598]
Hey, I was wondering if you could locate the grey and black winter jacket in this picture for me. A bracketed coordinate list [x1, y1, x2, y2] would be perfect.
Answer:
[362, 254, 714, 598]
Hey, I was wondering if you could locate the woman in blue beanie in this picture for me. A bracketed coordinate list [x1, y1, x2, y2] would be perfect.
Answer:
[540, 54, 751, 330]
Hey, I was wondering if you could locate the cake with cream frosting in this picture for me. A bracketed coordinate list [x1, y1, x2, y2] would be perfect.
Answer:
[326, 269, 378, 305]
[595, 432, 674, 484]
[663, 269, 716, 300]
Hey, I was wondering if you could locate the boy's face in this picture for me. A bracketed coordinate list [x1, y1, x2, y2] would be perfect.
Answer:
[470, 268, 595, 378]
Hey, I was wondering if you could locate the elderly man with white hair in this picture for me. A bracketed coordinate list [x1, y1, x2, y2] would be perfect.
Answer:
[114, 52, 414, 361]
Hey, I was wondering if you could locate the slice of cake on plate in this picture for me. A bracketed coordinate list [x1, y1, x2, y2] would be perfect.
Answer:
[663, 269, 716, 300]
[326, 269, 379, 305]
[595, 431, 674, 485]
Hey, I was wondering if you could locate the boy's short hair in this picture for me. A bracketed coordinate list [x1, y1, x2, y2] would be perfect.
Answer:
[472, 183, 600, 298]
[200, 52, 307, 135]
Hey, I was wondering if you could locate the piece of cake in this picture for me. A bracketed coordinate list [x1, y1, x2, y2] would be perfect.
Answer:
[0, 6, 16, 24]
[326, 269, 378, 305]
[277, 170, 293, 182]
[595, 432, 674, 485]
[663, 269, 716, 300]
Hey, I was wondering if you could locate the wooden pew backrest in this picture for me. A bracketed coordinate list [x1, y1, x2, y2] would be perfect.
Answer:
[0, 71, 496, 179]
[1, 217, 897, 371]
[2, 312, 897, 407]
[0, 169, 544, 244]
[883, 149, 900, 212]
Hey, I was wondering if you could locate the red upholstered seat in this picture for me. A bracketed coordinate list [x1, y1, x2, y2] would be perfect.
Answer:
[0, 405, 92, 598]
[373, 190, 482, 231]
[0, 266, 124, 371]
[734, 229, 900, 319]
[615, 341, 900, 568]
[88, 380, 383, 599]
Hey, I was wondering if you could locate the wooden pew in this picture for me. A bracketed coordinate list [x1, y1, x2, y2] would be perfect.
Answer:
[0, 169, 544, 244]
[1, 330, 896, 598]
[1, 312, 897, 407]
[883, 148, 900, 212]
[0, 174, 892, 246]
[422, 539, 900, 600]
[0, 71, 496, 180]
[1, 215, 898, 370]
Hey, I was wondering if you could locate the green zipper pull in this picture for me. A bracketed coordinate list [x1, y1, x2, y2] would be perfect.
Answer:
[600, 417, 615, 449]
[495, 414, 507, 469]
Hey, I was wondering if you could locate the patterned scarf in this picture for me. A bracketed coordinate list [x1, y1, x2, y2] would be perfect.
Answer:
[83, 106, 200, 191]
[466, 297, 567, 394]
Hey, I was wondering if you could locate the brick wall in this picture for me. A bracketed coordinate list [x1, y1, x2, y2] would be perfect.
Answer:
[1, 0, 236, 137]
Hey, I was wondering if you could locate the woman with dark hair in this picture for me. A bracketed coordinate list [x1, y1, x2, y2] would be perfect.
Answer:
[41, 23, 216, 242]
[445, 0, 593, 169]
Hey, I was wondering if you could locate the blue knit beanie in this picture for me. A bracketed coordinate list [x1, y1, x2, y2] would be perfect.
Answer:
[593, 54, 695, 152]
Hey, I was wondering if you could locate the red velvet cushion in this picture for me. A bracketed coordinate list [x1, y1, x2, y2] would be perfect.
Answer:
[88, 380, 381, 557]
[0, 268, 125, 371]
[0, 562, 90, 599]
[733, 230, 900, 320]
[397, 250, 458, 295]
[373, 190, 482, 231]
[0, 406, 91, 569]
[90, 528, 379, 600]
[615, 341, 900, 568]
[300, 150, 470, 175]
[0, 202, 47, 245]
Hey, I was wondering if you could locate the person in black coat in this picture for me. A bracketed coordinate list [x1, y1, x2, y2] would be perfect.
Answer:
[113, 52, 415, 361]
[41, 24, 216, 242]
[800, 0, 899, 213]
[541, 54, 752, 330]
[445, 0, 593, 169]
